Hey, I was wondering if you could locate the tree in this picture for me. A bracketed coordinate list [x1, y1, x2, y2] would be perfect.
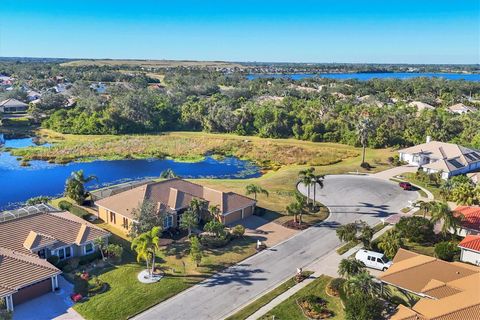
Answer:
[245, 184, 269, 201]
[189, 236, 203, 267]
[189, 198, 207, 221]
[338, 258, 366, 279]
[298, 168, 314, 206]
[204, 220, 226, 238]
[434, 241, 459, 261]
[129, 200, 165, 238]
[231, 225, 245, 237]
[64, 170, 97, 204]
[106, 243, 123, 263]
[344, 271, 380, 297]
[160, 168, 178, 179]
[395, 216, 434, 243]
[131, 226, 161, 277]
[208, 204, 221, 221]
[179, 210, 198, 236]
[359, 223, 374, 249]
[286, 192, 307, 225]
[356, 117, 374, 165]
[336, 223, 358, 242]
[430, 202, 463, 238]
[94, 237, 107, 261]
[378, 230, 403, 259]
[450, 183, 477, 205]
[415, 200, 433, 218]
[345, 292, 383, 320]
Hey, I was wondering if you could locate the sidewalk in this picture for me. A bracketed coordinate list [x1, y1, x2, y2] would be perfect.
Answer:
[244, 225, 392, 320]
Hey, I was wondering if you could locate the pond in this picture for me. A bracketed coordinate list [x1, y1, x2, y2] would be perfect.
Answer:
[0, 138, 260, 210]
[246, 72, 480, 81]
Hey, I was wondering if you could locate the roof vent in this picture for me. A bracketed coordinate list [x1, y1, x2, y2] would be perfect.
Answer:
[426, 136, 432, 143]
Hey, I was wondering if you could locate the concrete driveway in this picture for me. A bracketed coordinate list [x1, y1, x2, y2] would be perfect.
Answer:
[133, 175, 416, 320]
[237, 215, 298, 247]
[13, 276, 83, 320]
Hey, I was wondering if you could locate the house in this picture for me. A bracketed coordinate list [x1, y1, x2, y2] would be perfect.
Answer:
[26, 90, 42, 102]
[95, 178, 256, 232]
[379, 249, 480, 320]
[90, 82, 107, 94]
[407, 101, 435, 112]
[448, 103, 476, 114]
[467, 172, 480, 185]
[0, 210, 109, 311]
[458, 235, 480, 266]
[0, 75, 13, 87]
[0, 98, 29, 113]
[398, 137, 480, 179]
[454, 206, 480, 236]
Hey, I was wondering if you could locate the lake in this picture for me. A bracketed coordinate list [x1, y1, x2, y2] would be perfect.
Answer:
[0, 138, 260, 210]
[246, 72, 480, 81]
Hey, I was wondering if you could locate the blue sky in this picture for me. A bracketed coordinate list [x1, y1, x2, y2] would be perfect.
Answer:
[1, 0, 479, 64]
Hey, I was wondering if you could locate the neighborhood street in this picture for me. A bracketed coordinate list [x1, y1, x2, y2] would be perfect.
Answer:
[133, 175, 417, 320]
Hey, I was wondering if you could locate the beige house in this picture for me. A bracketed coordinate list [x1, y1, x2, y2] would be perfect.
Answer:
[0, 210, 109, 311]
[398, 138, 480, 179]
[0, 98, 28, 113]
[95, 178, 256, 232]
[379, 249, 480, 320]
[447, 103, 476, 114]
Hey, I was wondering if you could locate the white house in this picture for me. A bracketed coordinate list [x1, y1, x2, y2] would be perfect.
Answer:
[26, 90, 42, 102]
[0, 98, 29, 113]
[398, 137, 480, 180]
[448, 103, 476, 114]
[458, 235, 480, 266]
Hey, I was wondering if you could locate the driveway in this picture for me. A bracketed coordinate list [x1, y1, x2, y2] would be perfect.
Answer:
[236, 215, 298, 247]
[13, 276, 83, 320]
[133, 175, 416, 320]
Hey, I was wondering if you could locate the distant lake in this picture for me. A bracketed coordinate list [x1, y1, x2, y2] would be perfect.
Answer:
[246, 72, 480, 81]
[0, 138, 260, 210]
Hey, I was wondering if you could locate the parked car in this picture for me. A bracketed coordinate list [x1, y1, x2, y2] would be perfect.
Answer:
[355, 250, 392, 271]
[399, 181, 413, 190]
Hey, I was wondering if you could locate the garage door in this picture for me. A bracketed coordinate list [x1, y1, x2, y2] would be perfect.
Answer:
[224, 210, 242, 225]
[13, 278, 52, 305]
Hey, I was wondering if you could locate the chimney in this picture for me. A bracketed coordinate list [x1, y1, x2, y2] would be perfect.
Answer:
[426, 136, 432, 143]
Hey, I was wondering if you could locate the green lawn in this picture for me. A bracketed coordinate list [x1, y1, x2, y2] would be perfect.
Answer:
[73, 233, 256, 320]
[402, 173, 442, 199]
[226, 272, 314, 320]
[259, 275, 344, 320]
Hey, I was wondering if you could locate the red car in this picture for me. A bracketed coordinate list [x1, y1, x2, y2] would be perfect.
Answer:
[399, 182, 413, 190]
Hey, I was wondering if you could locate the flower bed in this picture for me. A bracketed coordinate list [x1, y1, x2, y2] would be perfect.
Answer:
[297, 295, 333, 319]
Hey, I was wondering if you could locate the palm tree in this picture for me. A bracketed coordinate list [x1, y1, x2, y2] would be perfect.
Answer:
[245, 184, 269, 201]
[94, 237, 107, 261]
[430, 202, 463, 238]
[209, 204, 221, 221]
[336, 223, 358, 242]
[311, 174, 325, 209]
[359, 223, 374, 249]
[415, 200, 433, 218]
[356, 117, 374, 164]
[160, 168, 178, 179]
[179, 210, 198, 236]
[286, 200, 303, 225]
[298, 168, 315, 206]
[378, 230, 403, 259]
[131, 226, 161, 277]
[451, 183, 476, 205]
[338, 258, 366, 279]
[344, 272, 379, 297]
[65, 170, 97, 204]
[189, 198, 206, 221]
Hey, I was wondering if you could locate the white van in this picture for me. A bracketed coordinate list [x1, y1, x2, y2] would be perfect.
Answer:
[355, 250, 392, 271]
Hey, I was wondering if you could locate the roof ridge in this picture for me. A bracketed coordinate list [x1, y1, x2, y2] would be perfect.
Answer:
[431, 299, 480, 319]
[0, 247, 59, 272]
[382, 256, 437, 277]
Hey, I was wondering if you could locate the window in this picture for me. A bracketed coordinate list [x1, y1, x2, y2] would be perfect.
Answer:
[84, 243, 94, 255]
[109, 211, 116, 224]
[122, 217, 129, 230]
[376, 258, 383, 263]
[37, 248, 46, 259]
[163, 215, 173, 229]
[56, 246, 72, 260]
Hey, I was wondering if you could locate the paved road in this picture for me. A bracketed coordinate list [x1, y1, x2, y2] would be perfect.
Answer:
[134, 175, 417, 320]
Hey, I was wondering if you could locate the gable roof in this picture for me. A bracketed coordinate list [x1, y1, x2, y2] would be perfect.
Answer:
[448, 103, 476, 113]
[459, 235, 480, 252]
[0, 98, 28, 108]
[455, 206, 480, 231]
[383, 249, 480, 320]
[0, 211, 109, 256]
[96, 178, 256, 220]
[408, 101, 435, 111]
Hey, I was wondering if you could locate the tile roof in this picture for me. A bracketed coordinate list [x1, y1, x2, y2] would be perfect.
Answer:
[458, 235, 480, 252]
[96, 178, 256, 220]
[455, 206, 480, 231]
[383, 249, 480, 320]
[0, 211, 109, 256]
[0, 98, 28, 108]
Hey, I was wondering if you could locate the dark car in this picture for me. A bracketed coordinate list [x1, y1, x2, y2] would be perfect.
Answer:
[399, 182, 413, 190]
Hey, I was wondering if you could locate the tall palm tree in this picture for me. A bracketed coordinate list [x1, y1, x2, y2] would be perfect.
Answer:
[356, 117, 374, 164]
[131, 226, 161, 277]
[344, 272, 379, 297]
[415, 200, 433, 218]
[298, 168, 315, 206]
[160, 168, 178, 179]
[378, 230, 403, 259]
[430, 202, 463, 238]
[65, 170, 97, 204]
[94, 237, 107, 261]
[189, 198, 206, 221]
[336, 223, 358, 242]
[338, 258, 366, 279]
[312, 174, 325, 209]
[245, 184, 269, 201]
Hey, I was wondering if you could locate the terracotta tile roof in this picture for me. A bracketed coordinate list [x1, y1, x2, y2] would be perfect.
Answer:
[0, 211, 109, 256]
[0, 247, 60, 298]
[455, 206, 480, 231]
[96, 178, 256, 220]
[458, 235, 480, 252]
[23, 231, 58, 251]
[381, 249, 480, 320]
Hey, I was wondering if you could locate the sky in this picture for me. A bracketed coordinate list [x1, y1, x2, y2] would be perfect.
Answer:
[1, 0, 479, 64]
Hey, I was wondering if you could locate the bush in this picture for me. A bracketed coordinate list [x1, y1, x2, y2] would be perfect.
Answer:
[73, 275, 89, 296]
[78, 251, 101, 265]
[58, 200, 72, 211]
[327, 278, 345, 297]
[434, 241, 459, 261]
[47, 255, 60, 266]
[200, 234, 231, 248]
[345, 293, 383, 320]
[231, 225, 245, 237]
[26, 196, 51, 205]
[396, 216, 434, 243]
[68, 257, 80, 270]
[106, 244, 123, 263]
[360, 162, 372, 170]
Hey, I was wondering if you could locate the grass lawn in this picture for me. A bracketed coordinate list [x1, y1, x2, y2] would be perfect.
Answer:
[226, 272, 314, 320]
[73, 223, 257, 320]
[401, 173, 442, 199]
[259, 275, 344, 320]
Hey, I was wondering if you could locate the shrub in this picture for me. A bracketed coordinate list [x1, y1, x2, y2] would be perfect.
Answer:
[78, 251, 101, 265]
[73, 275, 89, 296]
[106, 244, 123, 263]
[200, 234, 231, 248]
[231, 225, 245, 237]
[47, 255, 60, 266]
[204, 220, 227, 238]
[327, 278, 345, 297]
[26, 196, 51, 205]
[434, 241, 459, 261]
[68, 257, 80, 270]
[396, 216, 434, 243]
[58, 200, 72, 211]
[360, 162, 371, 170]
